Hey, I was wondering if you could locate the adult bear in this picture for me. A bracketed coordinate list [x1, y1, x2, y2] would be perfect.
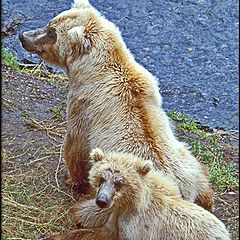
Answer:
[19, 0, 213, 211]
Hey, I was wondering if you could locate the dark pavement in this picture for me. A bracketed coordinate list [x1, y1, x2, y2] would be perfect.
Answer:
[2, 0, 239, 130]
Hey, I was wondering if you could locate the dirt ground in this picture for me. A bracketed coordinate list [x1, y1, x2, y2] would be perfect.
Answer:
[2, 65, 239, 239]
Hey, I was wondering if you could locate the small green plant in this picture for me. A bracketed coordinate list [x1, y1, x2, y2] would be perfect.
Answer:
[2, 47, 20, 71]
[168, 109, 208, 138]
[21, 110, 30, 118]
[48, 78, 57, 85]
[168, 109, 188, 122]
[168, 110, 238, 192]
[209, 159, 238, 191]
[50, 102, 66, 118]
[189, 139, 238, 192]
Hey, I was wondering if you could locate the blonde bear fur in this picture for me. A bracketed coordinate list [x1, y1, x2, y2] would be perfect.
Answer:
[44, 148, 230, 240]
[20, 0, 212, 210]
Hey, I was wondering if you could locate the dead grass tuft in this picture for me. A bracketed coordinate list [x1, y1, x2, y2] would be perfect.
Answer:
[2, 120, 77, 239]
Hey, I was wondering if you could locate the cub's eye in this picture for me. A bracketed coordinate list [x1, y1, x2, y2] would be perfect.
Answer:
[99, 176, 106, 186]
[114, 180, 124, 191]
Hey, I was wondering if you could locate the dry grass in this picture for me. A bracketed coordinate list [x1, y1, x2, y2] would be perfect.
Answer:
[2, 120, 77, 239]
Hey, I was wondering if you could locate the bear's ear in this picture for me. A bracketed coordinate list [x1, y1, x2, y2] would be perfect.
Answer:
[136, 161, 153, 176]
[72, 0, 90, 8]
[68, 26, 91, 54]
[90, 148, 105, 162]
[68, 26, 85, 43]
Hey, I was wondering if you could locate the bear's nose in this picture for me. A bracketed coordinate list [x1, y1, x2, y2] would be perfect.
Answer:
[96, 195, 109, 208]
[18, 32, 25, 42]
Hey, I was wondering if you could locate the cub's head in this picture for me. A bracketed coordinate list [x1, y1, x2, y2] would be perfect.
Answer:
[19, 0, 120, 69]
[89, 148, 153, 209]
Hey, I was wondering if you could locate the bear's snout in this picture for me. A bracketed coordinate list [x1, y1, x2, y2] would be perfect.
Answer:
[19, 27, 49, 54]
[96, 182, 115, 209]
[96, 195, 110, 208]
[18, 31, 38, 53]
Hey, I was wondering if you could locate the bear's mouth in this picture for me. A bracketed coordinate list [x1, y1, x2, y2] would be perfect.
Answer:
[19, 26, 50, 55]
[19, 33, 43, 55]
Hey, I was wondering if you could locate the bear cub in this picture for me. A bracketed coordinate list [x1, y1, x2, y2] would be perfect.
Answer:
[45, 148, 230, 240]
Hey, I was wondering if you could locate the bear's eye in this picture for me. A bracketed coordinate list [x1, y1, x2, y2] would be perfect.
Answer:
[114, 180, 124, 192]
[99, 176, 106, 186]
[47, 27, 57, 42]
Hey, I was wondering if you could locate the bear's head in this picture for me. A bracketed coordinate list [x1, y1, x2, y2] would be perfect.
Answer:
[19, 0, 122, 69]
[89, 148, 153, 209]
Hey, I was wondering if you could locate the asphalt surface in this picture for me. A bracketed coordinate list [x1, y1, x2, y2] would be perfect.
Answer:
[2, 0, 239, 130]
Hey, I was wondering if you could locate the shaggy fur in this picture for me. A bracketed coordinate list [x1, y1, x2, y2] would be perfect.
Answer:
[19, 0, 212, 210]
[44, 149, 230, 240]
[70, 199, 112, 228]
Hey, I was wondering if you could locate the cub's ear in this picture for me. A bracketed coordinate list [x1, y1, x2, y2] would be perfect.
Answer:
[68, 26, 91, 54]
[72, 0, 90, 8]
[90, 148, 105, 162]
[136, 161, 153, 176]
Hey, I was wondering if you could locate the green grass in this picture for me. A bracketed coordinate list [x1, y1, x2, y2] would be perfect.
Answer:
[2, 47, 20, 71]
[168, 109, 209, 138]
[168, 109, 239, 192]
[50, 102, 66, 119]
[2, 47, 68, 87]
[190, 139, 238, 191]
[209, 159, 238, 191]
[21, 110, 30, 118]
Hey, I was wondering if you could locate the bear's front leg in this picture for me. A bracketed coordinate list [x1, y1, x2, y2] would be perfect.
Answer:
[194, 165, 214, 212]
[64, 133, 90, 194]
[70, 199, 113, 228]
[195, 188, 214, 212]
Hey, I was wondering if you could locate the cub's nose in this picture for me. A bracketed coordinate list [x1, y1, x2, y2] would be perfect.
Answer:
[96, 195, 109, 208]
[18, 32, 25, 42]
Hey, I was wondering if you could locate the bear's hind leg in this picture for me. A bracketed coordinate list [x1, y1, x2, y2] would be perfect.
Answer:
[195, 186, 214, 212]
[194, 164, 214, 212]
